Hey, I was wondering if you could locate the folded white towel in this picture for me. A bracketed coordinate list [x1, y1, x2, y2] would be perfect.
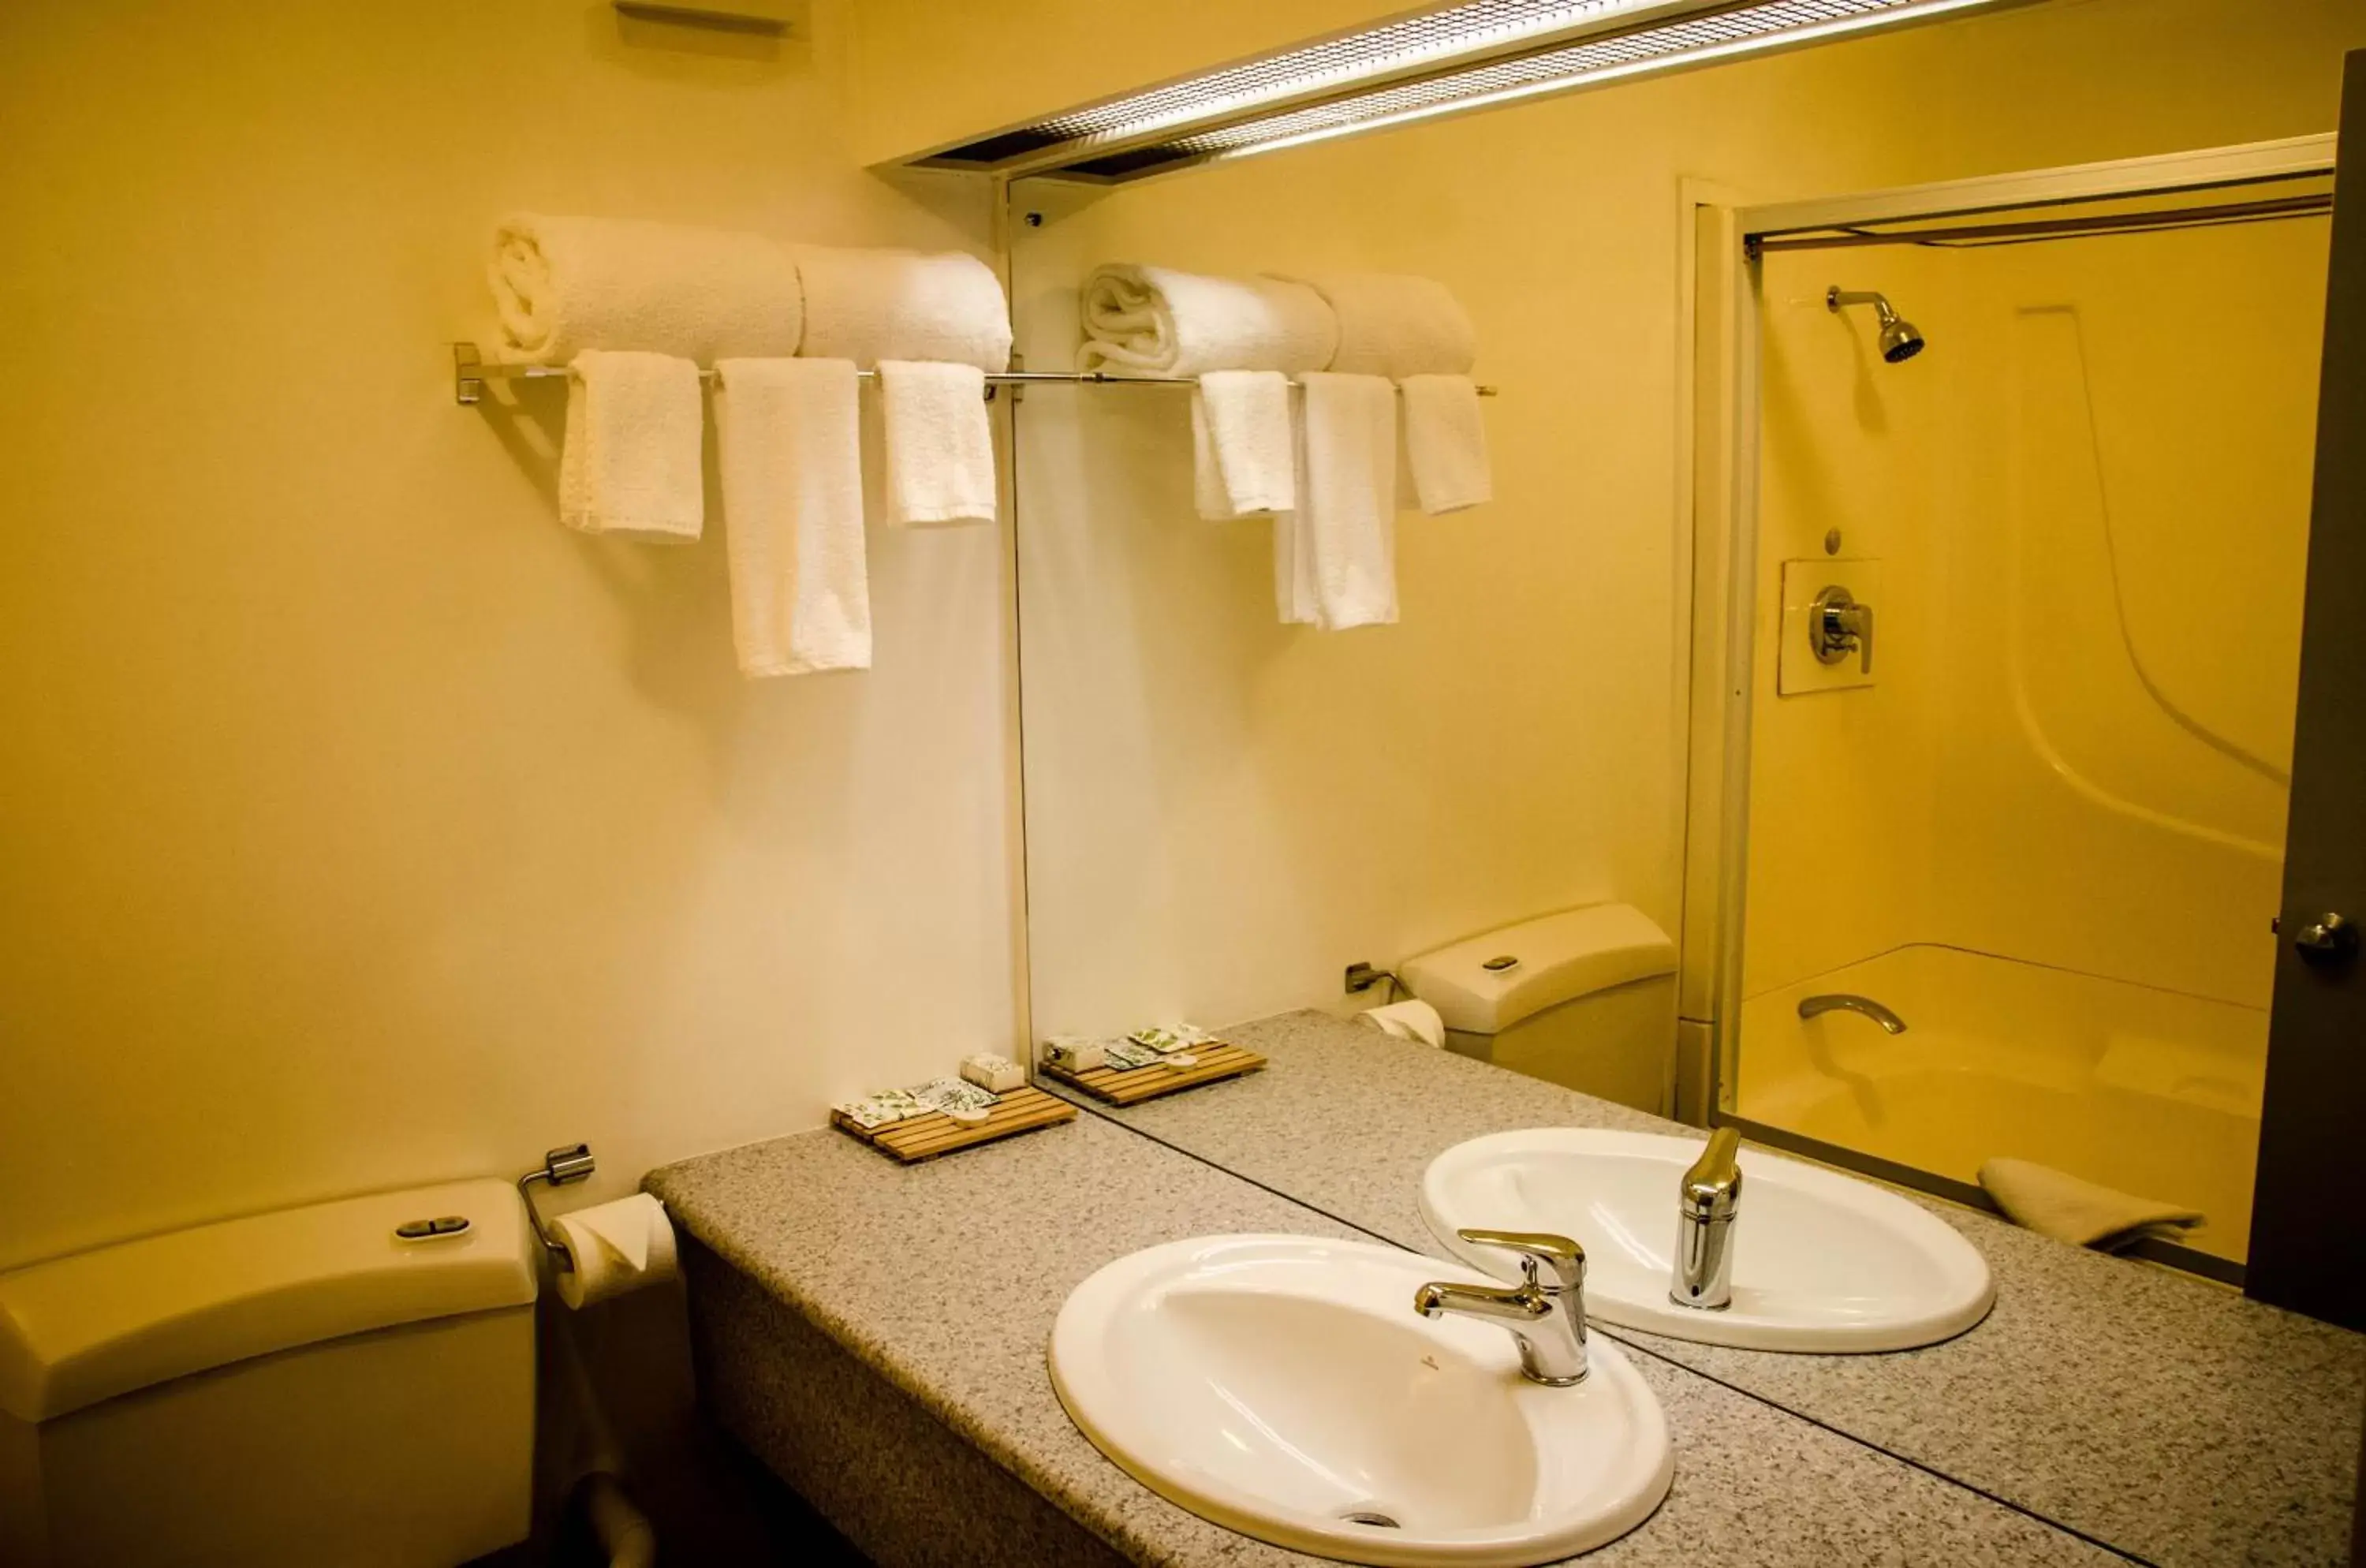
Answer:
[558, 350, 704, 541]
[793, 248, 1011, 372]
[1078, 264, 1338, 377]
[714, 358, 869, 676]
[490, 214, 802, 364]
[1295, 372, 1399, 629]
[1282, 271, 1476, 378]
[879, 361, 996, 525]
[1400, 373, 1492, 513]
[1978, 1157, 2204, 1251]
[1192, 370, 1296, 519]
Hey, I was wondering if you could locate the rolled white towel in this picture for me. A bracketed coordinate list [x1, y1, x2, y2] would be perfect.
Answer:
[794, 247, 1011, 372]
[559, 350, 704, 542]
[1279, 271, 1476, 378]
[489, 213, 803, 365]
[1078, 264, 1338, 377]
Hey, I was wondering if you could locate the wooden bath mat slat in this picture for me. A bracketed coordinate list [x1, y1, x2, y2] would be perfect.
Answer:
[1040, 1042, 1267, 1105]
[831, 1085, 1076, 1163]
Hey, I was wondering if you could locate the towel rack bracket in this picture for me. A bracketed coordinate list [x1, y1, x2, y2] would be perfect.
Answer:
[453, 342, 487, 406]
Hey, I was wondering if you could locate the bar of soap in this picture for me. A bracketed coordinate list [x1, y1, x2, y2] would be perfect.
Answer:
[1042, 1036, 1107, 1073]
[1103, 1040, 1162, 1071]
[1161, 1051, 1200, 1070]
[912, 1077, 998, 1117]
[961, 1052, 1025, 1092]
[1130, 1022, 1218, 1054]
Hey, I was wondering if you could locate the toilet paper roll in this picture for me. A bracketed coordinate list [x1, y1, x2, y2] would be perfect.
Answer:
[552, 1193, 679, 1310]
[1359, 999, 1446, 1049]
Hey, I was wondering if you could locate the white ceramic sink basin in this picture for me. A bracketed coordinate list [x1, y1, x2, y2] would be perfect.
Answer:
[1422, 1129, 1993, 1353]
[1051, 1234, 1670, 1566]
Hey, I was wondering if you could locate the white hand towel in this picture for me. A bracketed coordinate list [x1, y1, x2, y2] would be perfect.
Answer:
[1279, 271, 1477, 377]
[1979, 1158, 2204, 1251]
[714, 358, 869, 676]
[1297, 372, 1399, 629]
[1078, 264, 1338, 376]
[1191, 370, 1296, 519]
[558, 350, 703, 541]
[793, 248, 1012, 372]
[879, 360, 997, 525]
[1400, 373, 1492, 513]
[490, 214, 802, 364]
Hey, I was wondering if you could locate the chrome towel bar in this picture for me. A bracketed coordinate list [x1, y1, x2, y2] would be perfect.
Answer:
[453, 343, 1498, 406]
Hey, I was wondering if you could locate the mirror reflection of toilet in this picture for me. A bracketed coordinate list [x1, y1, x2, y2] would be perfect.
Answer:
[1403, 904, 1679, 1114]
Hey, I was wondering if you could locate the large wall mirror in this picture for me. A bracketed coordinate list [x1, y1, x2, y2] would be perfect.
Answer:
[1004, 7, 2366, 1567]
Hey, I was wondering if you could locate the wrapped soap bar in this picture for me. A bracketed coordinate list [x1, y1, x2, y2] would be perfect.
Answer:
[961, 1052, 1025, 1092]
[1042, 1036, 1107, 1073]
[1129, 1022, 1217, 1054]
[912, 1077, 998, 1114]
[835, 1089, 924, 1129]
[1103, 1040, 1162, 1071]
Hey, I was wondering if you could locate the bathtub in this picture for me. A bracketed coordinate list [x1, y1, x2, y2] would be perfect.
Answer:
[1733, 944, 2266, 1264]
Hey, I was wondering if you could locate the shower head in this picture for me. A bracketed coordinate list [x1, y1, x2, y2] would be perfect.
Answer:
[1827, 286, 1927, 364]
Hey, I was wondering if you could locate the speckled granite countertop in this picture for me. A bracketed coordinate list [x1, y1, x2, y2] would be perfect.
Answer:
[649, 1112, 2135, 1567]
[1062, 1010, 2366, 1568]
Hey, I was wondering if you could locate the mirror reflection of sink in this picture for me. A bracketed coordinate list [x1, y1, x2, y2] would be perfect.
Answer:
[1422, 1130, 1994, 1353]
[1050, 1234, 1671, 1567]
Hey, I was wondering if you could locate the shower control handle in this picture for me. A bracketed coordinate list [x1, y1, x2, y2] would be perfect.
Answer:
[1810, 585, 1875, 674]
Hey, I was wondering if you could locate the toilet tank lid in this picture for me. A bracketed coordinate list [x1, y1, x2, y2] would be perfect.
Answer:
[0, 1178, 537, 1424]
[1401, 904, 1676, 1036]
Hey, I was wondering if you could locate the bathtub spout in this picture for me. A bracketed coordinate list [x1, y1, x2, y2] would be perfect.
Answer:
[1798, 994, 1907, 1034]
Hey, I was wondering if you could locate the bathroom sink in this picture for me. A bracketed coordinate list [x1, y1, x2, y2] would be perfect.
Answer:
[1049, 1234, 1670, 1566]
[1421, 1130, 1993, 1353]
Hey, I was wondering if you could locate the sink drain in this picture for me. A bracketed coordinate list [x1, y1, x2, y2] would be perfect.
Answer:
[1340, 1510, 1401, 1529]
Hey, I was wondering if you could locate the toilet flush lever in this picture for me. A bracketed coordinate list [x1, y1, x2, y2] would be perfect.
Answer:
[1810, 585, 1875, 674]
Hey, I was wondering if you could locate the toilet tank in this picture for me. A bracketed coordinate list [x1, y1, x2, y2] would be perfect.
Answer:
[0, 1179, 539, 1568]
[1403, 904, 1678, 1114]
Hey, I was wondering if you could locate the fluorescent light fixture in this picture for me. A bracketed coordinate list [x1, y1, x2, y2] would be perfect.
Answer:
[920, 0, 2022, 181]
[1196, 0, 2006, 165]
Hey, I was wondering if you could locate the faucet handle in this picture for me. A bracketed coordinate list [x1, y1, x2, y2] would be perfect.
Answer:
[1680, 1127, 1744, 1216]
[1457, 1229, 1585, 1294]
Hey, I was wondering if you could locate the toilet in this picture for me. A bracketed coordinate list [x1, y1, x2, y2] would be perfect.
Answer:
[1402, 904, 1679, 1114]
[0, 1180, 539, 1568]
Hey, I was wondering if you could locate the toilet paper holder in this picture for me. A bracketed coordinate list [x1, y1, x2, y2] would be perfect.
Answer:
[517, 1143, 597, 1272]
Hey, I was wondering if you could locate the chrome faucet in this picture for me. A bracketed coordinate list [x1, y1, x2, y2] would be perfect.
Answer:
[1670, 1127, 1741, 1311]
[1797, 993, 1907, 1033]
[1415, 1229, 1588, 1386]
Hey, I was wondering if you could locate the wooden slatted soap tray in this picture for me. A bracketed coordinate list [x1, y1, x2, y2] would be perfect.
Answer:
[1042, 1040, 1267, 1106]
[831, 1085, 1076, 1163]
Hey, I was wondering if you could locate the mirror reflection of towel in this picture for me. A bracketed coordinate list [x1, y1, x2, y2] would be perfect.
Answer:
[1978, 1157, 2204, 1251]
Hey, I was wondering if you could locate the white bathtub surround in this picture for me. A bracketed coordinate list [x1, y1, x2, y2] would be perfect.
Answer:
[1978, 1157, 2204, 1251]
[490, 214, 804, 365]
[1077, 265, 1337, 377]
[1189, 370, 1296, 519]
[1278, 271, 1477, 378]
[878, 361, 996, 526]
[558, 350, 704, 540]
[1736, 943, 2265, 1264]
[713, 358, 870, 676]
[793, 248, 1012, 372]
[1399, 373, 1493, 514]
[1291, 372, 1400, 629]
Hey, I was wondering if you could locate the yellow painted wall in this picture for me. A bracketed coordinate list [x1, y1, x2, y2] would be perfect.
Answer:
[1012, 0, 2366, 1036]
[0, 2, 1019, 1271]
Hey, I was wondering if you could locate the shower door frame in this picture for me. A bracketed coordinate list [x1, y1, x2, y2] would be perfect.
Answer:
[1685, 132, 2338, 1288]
